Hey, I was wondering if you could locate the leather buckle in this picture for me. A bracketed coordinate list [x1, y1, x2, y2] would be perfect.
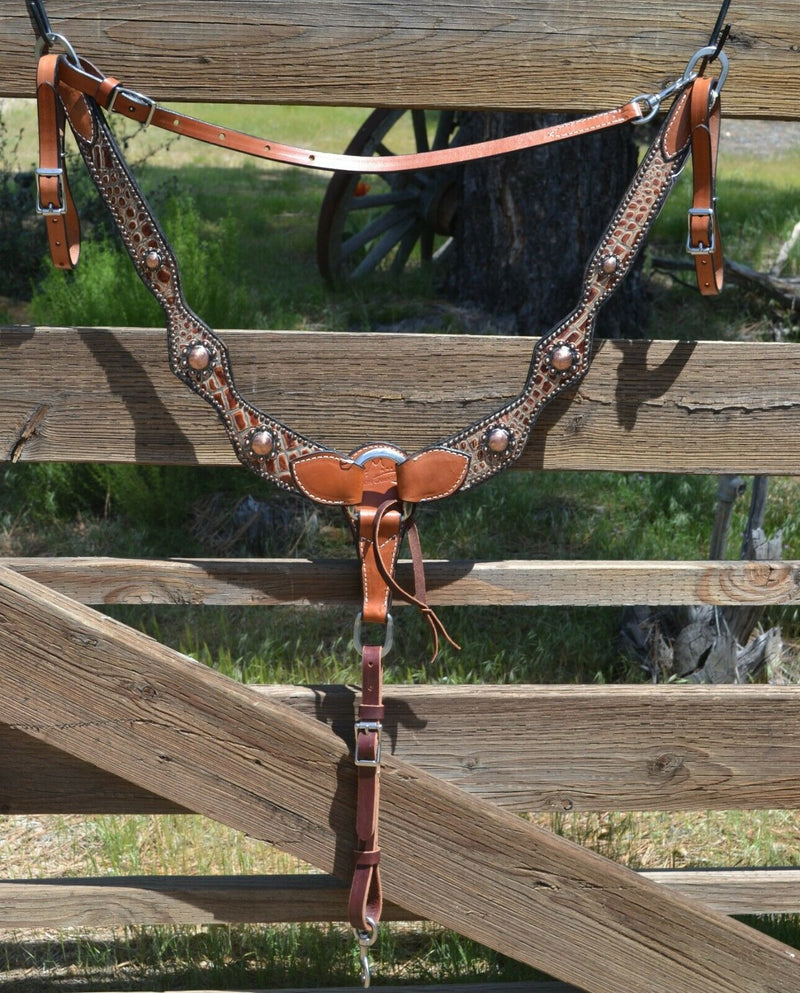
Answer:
[687, 206, 716, 255]
[108, 85, 157, 128]
[354, 720, 382, 767]
[353, 611, 393, 656]
[35, 167, 67, 215]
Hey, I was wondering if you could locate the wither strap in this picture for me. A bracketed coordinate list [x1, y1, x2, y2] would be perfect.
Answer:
[38, 52, 725, 300]
[56, 57, 644, 174]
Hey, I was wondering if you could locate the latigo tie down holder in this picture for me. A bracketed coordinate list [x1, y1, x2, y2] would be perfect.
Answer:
[27, 0, 730, 981]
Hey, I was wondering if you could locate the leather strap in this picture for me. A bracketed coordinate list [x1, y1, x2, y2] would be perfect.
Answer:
[688, 76, 724, 295]
[35, 54, 80, 269]
[349, 643, 385, 934]
[56, 57, 643, 175]
[372, 499, 459, 662]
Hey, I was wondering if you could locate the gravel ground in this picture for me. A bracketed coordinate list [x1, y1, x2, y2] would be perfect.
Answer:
[722, 119, 800, 157]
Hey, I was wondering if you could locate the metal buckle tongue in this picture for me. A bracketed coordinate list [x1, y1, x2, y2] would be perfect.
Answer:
[687, 205, 717, 256]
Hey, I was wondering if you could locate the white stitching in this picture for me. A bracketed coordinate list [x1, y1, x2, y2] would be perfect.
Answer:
[291, 454, 360, 505]
[401, 449, 470, 501]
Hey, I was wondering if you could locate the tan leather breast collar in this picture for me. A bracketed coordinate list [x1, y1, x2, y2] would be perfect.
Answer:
[28, 1, 730, 982]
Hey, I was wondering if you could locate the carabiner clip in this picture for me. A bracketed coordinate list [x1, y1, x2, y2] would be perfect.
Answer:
[684, 45, 729, 95]
[353, 917, 378, 988]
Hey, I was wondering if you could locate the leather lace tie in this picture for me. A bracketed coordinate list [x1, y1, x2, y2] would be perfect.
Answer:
[371, 498, 460, 664]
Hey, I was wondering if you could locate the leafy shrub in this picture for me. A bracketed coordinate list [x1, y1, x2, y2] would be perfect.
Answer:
[31, 194, 252, 329]
[0, 112, 43, 300]
[7, 193, 258, 542]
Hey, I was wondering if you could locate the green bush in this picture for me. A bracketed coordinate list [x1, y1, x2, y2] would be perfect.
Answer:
[8, 193, 258, 540]
[31, 194, 252, 329]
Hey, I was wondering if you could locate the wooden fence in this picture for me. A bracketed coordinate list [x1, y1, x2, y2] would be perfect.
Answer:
[2, 2, 800, 992]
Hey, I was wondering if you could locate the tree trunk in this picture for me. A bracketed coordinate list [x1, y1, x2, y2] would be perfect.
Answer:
[446, 112, 646, 338]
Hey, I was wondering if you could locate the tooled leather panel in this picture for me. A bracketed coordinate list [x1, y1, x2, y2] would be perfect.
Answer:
[72, 101, 332, 493]
[437, 94, 693, 491]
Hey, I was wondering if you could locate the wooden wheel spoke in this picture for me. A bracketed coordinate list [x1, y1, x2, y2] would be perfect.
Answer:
[350, 215, 418, 278]
[340, 204, 415, 259]
[412, 109, 430, 152]
[432, 111, 456, 150]
[420, 229, 435, 261]
[389, 225, 423, 274]
[348, 190, 418, 211]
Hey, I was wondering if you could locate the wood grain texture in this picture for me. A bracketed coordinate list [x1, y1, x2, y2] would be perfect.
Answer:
[1, 1, 797, 117]
[4, 556, 800, 607]
[1, 868, 799, 927]
[5, 683, 800, 815]
[0, 567, 798, 993]
[2, 330, 800, 474]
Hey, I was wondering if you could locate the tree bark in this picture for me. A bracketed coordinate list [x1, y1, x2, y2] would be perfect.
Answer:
[446, 112, 647, 338]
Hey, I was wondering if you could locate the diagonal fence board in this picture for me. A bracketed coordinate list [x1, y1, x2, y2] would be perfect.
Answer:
[0, 567, 798, 993]
[2, 869, 800, 928]
[2, 330, 800, 473]
[4, 556, 800, 608]
[5, 683, 800, 815]
[0, 1, 798, 116]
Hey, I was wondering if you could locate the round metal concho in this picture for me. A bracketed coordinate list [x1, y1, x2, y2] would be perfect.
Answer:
[548, 343, 578, 374]
[248, 428, 276, 459]
[143, 249, 163, 271]
[600, 254, 619, 275]
[485, 425, 512, 456]
[181, 341, 216, 379]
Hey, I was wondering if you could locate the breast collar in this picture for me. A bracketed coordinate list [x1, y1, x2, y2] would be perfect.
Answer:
[28, 0, 729, 982]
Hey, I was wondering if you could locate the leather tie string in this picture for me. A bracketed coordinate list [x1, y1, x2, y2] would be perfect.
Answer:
[372, 499, 460, 664]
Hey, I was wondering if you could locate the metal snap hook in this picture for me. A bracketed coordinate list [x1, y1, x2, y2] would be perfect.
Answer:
[684, 45, 729, 93]
[353, 917, 378, 988]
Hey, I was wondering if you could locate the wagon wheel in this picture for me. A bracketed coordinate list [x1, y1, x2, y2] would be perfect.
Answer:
[317, 109, 462, 284]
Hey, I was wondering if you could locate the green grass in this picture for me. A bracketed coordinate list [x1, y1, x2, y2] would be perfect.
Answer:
[2, 102, 800, 988]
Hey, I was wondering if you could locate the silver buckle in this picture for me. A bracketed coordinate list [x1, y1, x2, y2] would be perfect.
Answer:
[108, 86, 157, 128]
[687, 206, 716, 255]
[354, 720, 382, 767]
[353, 611, 393, 657]
[35, 167, 67, 216]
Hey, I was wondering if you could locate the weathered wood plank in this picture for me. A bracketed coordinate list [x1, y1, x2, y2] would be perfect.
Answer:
[0, 567, 798, 993]
[2, 330, 800, 473]
[5, 683, 800, 814]
[4, 556, 800, 608]
[0, 1, 797, 117]
[2, 868, 798, 927]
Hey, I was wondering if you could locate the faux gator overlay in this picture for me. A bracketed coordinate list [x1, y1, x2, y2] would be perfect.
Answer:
[72, 92, 691, 498]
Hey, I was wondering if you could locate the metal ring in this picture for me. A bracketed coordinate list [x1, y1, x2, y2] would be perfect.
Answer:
[353, 447, 406, 466]
[353, 916, 379, 948]
[631, 93, 660, 125]
[353, 612, 393, 656]
[47, 31, 80, 67]
[684, 45, 729, 92]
